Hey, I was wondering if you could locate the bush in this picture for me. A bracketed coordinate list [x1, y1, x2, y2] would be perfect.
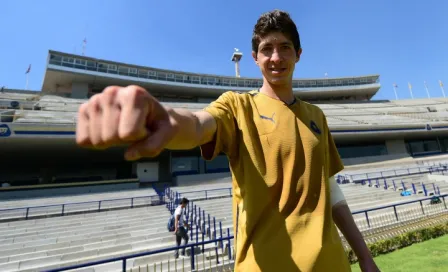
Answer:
[347, 221, 448, 264]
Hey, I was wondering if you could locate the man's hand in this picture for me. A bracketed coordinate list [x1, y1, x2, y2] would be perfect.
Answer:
[76, 85, 179, 160]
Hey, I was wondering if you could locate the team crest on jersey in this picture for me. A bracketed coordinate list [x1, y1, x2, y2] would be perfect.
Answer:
[0, 124, 11, 137]
[310, 121, 321, 135]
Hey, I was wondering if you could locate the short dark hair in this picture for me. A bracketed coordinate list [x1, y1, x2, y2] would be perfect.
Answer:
[180, 197, 189, 205]
[252, 10, 301, 55]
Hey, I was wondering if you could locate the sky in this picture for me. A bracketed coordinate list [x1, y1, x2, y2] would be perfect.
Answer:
[1, 0, 448, 101]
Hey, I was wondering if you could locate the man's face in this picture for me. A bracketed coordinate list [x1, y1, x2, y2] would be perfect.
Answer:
[252, 32, 302, 86]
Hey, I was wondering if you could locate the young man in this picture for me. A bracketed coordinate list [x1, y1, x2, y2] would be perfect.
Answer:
[76, 9, 379, 272]
[174, 197, 189, 258]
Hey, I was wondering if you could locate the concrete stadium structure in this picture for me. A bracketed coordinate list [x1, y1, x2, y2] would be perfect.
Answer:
[1, 49, 448, 271]
[2, 49, 448, 188]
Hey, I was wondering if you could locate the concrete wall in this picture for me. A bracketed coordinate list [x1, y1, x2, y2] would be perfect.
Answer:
[0, 182, 139, 200]
[158, 152, 172, 183]
[174, 172, 231, 186]
[386, 139, 410, 156]
[71, 82, 89, 99]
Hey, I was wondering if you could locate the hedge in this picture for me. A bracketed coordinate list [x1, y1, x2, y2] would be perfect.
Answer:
[346, 221, 448, 264]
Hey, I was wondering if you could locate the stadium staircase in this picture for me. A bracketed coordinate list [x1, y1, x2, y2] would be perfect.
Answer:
[161, 187, 235, 272]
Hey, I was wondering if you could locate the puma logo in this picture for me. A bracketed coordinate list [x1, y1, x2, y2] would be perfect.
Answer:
[260, 113, 275, 124]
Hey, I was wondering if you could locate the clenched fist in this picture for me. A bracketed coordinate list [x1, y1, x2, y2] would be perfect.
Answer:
[76, 85, 178, 160]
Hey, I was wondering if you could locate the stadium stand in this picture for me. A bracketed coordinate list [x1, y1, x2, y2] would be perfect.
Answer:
[0, 187, 158, 209]
[1, 49, 448, 271]
[0, 187, 161, 222]
[0, 194, 233, 271]
[4, 93, 448, 127]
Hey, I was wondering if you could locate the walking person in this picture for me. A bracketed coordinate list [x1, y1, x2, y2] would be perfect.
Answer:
[174, 198, 189, 258]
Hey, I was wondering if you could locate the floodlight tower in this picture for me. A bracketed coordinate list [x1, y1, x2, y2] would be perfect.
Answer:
[231, 48, 243, 78]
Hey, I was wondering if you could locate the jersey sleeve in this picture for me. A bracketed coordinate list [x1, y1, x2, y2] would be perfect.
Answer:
[200, 91, 238, 161]
[323, 114, 344, 177]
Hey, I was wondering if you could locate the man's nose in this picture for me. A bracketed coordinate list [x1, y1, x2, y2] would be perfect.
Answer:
[270, 50, 282, 63]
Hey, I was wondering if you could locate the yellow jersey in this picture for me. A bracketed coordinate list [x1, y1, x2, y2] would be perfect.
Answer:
[200, 90, 350, 272]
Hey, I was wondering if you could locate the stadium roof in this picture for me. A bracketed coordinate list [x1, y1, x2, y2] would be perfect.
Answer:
[42, 50, 381, 101]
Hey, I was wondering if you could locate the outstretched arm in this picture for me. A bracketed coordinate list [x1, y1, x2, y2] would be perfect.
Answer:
[76, 85, 218, 161]
[330, 177, 380, 272]
[163, 107, 217, 150]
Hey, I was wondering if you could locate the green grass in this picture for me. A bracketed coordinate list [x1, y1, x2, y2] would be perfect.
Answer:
[350, 235, 448, 272]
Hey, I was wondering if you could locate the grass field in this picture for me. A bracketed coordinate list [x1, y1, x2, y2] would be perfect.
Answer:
[351, 235, 448, 272]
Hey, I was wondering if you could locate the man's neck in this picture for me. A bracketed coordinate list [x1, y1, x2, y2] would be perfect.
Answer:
[259, 81, 295, 105]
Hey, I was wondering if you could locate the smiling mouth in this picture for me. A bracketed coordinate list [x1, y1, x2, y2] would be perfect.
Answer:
[269, 68, 287, 74]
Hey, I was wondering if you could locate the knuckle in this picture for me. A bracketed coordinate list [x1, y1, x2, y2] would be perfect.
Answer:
[88, 94, 101, 112]
[125, 85, 148, 104]
[78, 102, 89, 116]
[101, 87, 119, 106]
[103, 86, 121, 94]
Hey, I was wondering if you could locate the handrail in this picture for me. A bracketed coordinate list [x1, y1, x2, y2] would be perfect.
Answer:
[171, 187, 446, 216]
[178, 187, 232, 195]
[0, 194, 159, 211]
[344, 164, 447, 181]
[0, 187, 232, 219]
[43, 234, 235, 272]
[0, 194, 162, 220]
[3, 182, 444, 221]
[42, 192, 447, 272]
[351, 194, 447, 214]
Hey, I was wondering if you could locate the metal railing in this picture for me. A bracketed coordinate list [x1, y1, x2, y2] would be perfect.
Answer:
[340, 164, 448, 182]
[43, 193, 447, 272]
[362, 179, 442, 197]
[165, 187, 232, 214]
[170, 187, 232, 200]
[351, 194, 447, 230]
[44, 234, 235, 272]
[0, 194, 163, 221]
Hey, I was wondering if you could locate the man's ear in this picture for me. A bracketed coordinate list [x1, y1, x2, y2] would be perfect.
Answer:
[296, 48, 303, 63]
[252, 51, 259, 66]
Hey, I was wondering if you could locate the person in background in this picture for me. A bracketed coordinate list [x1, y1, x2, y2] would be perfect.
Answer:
[174, 197, 189, 259]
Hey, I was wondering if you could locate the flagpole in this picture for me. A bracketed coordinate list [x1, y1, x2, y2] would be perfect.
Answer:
[439, 80, 446, 98]
[424, 81, 430, 98]
[393, 83, 398, 100]
[408, 82, 414, 99]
